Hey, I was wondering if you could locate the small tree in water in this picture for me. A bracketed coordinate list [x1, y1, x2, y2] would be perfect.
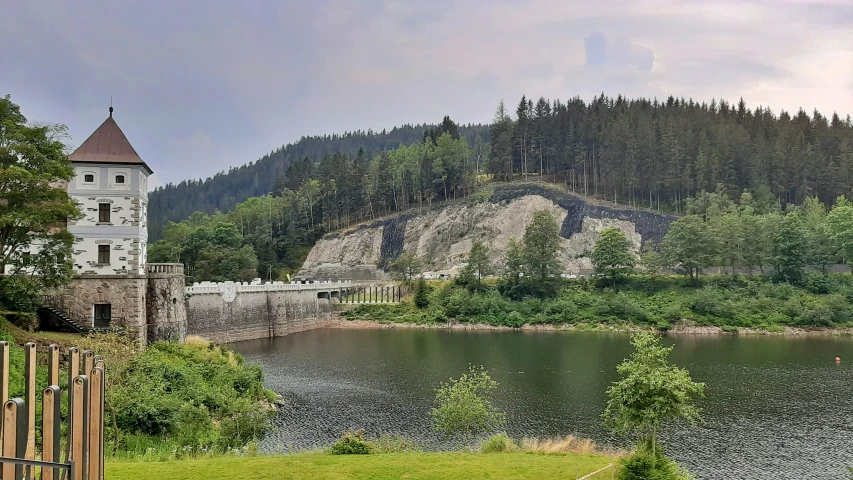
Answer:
[603, 333, 704, 479]
[431, 365, 506, 439]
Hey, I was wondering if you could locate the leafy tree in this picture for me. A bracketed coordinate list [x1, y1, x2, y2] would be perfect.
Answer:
[502, 238, 524, 285]
[457, 241, 493, 290]
[590, 227, 636, 285]
[772, 212, 807, 284]
[802, 197, 834, 274]
[148, 218, 258, 281]
[390, 251, 423, 284]
[639, 241, 664, 277]
[827, 196, 853, 272]
[431, 365, 506, 437]
[521, 210, 563, 282]
[413, 277, 430, 309]
[603, 333, 704, 458]
[0, 95, 81, 307]
[661, 216, 716, 281]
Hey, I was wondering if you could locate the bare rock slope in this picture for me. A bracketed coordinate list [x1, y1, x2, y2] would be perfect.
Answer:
[300, 184, 676, 280]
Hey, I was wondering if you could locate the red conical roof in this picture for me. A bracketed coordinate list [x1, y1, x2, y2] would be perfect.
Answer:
[68, 113, 152, 173]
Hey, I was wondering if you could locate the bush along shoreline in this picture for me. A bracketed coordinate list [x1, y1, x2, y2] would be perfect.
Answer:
[0, 318, 277, 462]
[342, 274, 853, 333]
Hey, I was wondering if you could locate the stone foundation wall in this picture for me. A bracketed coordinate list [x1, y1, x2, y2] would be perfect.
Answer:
[58, 275, 148, 343]
[186, 290, 334, 344]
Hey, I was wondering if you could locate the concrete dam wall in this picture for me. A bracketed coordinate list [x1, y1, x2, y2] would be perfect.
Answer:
[300, 184, 677, 281]
[185, 281, 351, 344]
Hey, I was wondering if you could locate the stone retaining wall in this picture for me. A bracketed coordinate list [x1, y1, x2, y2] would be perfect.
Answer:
[186, 289, 334, 344]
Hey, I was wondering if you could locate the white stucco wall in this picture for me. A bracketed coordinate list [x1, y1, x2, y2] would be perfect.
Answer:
[66, 164, 149, 275]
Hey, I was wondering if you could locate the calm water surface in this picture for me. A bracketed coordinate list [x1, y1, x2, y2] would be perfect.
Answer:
[230, 329, 853, 479]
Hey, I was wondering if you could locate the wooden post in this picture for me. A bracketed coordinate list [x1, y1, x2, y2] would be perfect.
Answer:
[94, 360, 106, 480]
[88, 368, 104, 480]
[0, 341, 8, 447]
[42, 386, 61, 480]
[83, 351, 95, 379]
[24, 342, 36, 480]
[48, 345, 60, 387]
[68, 348, 80, 391]
[2, 399, 17, 480]
[69, 376, 88, 480]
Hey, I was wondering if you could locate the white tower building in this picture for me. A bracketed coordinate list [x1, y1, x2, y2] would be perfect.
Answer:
[66, 107, 151, 276]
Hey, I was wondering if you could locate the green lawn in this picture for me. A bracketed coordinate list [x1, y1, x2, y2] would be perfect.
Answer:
[106, 453, 617, 480]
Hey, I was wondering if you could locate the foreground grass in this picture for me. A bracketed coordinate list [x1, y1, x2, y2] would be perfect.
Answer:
[105, 453, 616, 480]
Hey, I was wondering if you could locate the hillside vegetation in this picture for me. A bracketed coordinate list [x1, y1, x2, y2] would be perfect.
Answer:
[148, 93, 853, 283]
[148, 122, 489, 240]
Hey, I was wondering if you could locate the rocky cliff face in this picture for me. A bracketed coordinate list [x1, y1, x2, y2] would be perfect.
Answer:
[300, 184, 676, 281]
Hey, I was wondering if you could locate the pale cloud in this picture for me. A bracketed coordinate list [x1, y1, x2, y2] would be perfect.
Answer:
[1, 0, 851, 185]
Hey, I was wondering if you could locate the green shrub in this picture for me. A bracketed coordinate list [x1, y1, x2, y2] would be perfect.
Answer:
[720, 325, 739, 334]
[504, 311, 525, 328]
[480, 432, 516, 453]
[619, 444, 691, 480]
[111, 341, 273, 451]
[329, 430, 374, 455]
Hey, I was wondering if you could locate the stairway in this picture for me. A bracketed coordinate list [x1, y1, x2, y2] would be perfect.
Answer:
[37, 306, 103, 334]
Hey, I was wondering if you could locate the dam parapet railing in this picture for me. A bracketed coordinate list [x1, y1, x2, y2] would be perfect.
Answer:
[185, 280, 353, 296]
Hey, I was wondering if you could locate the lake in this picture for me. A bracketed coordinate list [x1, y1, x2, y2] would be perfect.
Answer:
[229, 328, 853, 479]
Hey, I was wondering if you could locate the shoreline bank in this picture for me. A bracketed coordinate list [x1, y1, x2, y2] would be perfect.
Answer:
[328, 317, 853, 337]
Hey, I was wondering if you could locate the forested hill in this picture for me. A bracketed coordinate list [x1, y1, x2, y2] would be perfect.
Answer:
[488, 95, 853, 213]
[148, 122, 490, 240]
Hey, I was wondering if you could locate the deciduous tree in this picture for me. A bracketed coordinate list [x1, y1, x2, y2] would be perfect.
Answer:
[431, 365, 506, 438]
[590, 227, 636, 285]
[0, 95, 81, 306]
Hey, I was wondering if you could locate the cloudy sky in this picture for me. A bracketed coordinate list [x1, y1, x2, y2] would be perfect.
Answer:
[2, 0, 852, 188]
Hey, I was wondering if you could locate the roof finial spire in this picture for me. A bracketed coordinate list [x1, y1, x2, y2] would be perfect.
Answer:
[109, 96, 113, 117]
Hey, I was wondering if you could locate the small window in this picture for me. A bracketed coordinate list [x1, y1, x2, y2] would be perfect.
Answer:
[98, 203, 110, 223]
[97, 245, 110, 264]
[55, 253, 64, 265]
[84, 174, 95, 183]
[115, 175, 125, 184]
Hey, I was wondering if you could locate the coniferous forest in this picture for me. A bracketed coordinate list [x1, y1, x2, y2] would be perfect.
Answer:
[147, 94, 853, 281]
[148, 122, 489, 240]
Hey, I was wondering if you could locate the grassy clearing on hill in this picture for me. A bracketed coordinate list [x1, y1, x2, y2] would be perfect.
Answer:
[105, 452, 616, 480]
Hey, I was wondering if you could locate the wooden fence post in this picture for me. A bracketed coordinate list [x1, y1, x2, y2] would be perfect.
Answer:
[42, 385, 61, 480]
[24, 342, 36, 480]
[94, 359, 105, 480]
[69, 375, 88, 480]
[87, 368, 104, 480]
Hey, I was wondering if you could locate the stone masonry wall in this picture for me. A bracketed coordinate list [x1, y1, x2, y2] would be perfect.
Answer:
[186, 290, 334, 344]
[146, 274, 187, 343]
[58, 275, 148, 343]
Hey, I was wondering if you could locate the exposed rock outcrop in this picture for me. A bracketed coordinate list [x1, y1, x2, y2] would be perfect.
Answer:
[300, 184, 676, 281]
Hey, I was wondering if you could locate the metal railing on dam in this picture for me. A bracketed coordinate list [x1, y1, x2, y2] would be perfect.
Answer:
[185, 280, 353, 296]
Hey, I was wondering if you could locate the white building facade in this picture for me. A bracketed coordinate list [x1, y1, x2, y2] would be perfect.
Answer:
[66, 109, 151, 275]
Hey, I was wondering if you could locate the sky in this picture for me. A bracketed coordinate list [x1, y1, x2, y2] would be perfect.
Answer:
[2, 0, 852, 189]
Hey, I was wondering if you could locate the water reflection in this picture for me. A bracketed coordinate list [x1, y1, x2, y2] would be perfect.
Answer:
[231, 329, 853, 479]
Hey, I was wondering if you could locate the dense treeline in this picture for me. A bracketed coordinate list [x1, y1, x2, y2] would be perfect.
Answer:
[489, 94, 853, 213]
[149, 120, 485, 279]
[148, 122, 489, 240]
